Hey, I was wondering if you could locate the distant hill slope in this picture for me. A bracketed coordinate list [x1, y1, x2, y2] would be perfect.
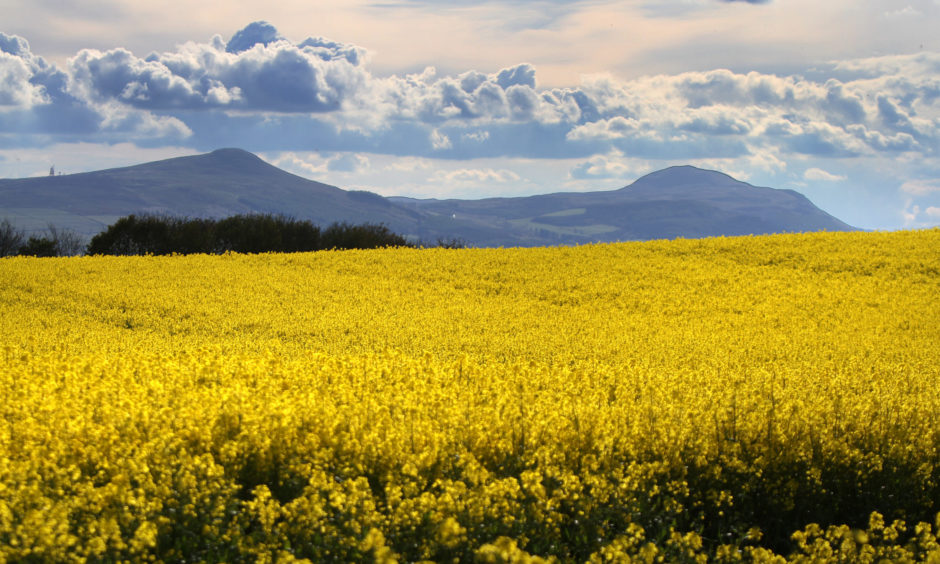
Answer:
[1, 149, 856, 245]
[0, 149, 422, 237]
[392, 165, 857, 245]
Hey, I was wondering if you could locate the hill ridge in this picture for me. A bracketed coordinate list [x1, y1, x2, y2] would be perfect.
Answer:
[0, 149, 857, 245]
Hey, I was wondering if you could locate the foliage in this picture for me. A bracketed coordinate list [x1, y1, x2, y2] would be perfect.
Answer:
[1, 229, 938, 562]
[86, 213, 412, 255]
[321, 221, 410, 250]
[17, 235, 59, 257]
[1, 219, 87, 257]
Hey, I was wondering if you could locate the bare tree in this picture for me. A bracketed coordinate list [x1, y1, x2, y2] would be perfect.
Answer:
[0, 218, 25, 257]
[46, 223, 86, 256]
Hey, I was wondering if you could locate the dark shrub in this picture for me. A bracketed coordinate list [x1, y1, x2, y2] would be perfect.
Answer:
[18, 236, 58, 257]
[321, 222, 410, 250]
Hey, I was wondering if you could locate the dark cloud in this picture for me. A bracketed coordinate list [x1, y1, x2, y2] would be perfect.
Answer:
[822, 80, 866, 125]
[225, 21, 283, 54]
[876, 95, 914, 133]
[0, 33, 30, 56]
[496, 63, 536, 89]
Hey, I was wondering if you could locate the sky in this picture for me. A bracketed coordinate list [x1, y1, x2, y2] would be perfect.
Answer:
[1, 0, 939, 230]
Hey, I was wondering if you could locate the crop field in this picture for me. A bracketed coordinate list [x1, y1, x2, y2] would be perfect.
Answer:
[1, 229, 939, 562]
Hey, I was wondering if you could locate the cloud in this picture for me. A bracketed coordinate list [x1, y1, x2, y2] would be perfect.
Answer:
[804, 167, 846, 182]
[225, 21, 283, 54]
[901, 200, 940, 227]
[900, 179, 940, 195]
[884, 6, 919, 18]
[68, 22, 372, 113]
[430, 129, 452, 150]
[462, 130, 490, 143]
[569, 153, 631, 180]
[326, 152, 370, 172]
[0, 32, 69, 108]
[431, 168, 521, 184]
[37, 22, 939, 167]
[0, 32, 183, 140]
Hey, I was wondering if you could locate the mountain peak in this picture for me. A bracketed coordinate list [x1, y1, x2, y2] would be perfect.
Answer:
[209, 147, 259, 159]
[630, 165, 743, 189]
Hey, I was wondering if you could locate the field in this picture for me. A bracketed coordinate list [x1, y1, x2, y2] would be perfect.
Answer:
[1, 229, 939, 562]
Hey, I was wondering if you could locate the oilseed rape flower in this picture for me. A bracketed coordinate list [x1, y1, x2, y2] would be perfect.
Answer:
[0, 229, 938, 561]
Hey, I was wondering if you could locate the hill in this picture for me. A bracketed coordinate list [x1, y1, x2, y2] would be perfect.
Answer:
[391, 166, 856, 245]
[0, 149, 422, 237]
[0, 149, 856, 245]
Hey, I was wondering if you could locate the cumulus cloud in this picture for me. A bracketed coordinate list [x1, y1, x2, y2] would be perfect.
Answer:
[36, 21, 938, 168]
[96, 102, 192, 138]
[68, 21, 372, 112]
[225, 21, 283, 54]
[804, 167, 846, 182]
[3, 23, 940, 206]
[0, 32, 67, 108]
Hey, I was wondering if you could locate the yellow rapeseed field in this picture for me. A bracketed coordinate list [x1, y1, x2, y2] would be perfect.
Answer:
[1, 229, 938, 562]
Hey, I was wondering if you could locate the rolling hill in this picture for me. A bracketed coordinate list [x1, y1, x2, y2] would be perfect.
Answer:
[0, 149, 422, 238]
[0, 149, 856, 246]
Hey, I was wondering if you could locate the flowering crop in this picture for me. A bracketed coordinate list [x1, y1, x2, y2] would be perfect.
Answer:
[1, 229, 938, 562]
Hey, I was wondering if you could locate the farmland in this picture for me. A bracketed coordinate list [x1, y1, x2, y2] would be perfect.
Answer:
[1, 229, 938, 562]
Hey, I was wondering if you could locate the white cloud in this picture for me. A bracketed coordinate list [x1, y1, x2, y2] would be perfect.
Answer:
[462, 130, 490, 143]
[67, 24, 373, 112]
[326, 152, 370, 173]
[430, 129, 452, 150]
[0, 52, 47, 107]
[885, 6, 919, 18]
[386, 157, 433, 172]
[271, 152, 327, 177]
[431, 168, 521, 184]
[900, 179, 940, 195]
[569, 153, 632, 179]
[901, 200, 940, 227]
[804, 167, 846, 182]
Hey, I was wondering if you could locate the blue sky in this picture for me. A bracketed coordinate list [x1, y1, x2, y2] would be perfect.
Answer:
[1, 0, 939, 230]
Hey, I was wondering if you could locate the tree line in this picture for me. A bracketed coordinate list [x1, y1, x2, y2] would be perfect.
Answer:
[0, 214, 452, 257]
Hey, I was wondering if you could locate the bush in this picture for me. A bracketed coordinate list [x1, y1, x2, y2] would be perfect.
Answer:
[320, 222, 410, 250]
[18, 236, 58, 257]
[87, 214, 412, 256]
